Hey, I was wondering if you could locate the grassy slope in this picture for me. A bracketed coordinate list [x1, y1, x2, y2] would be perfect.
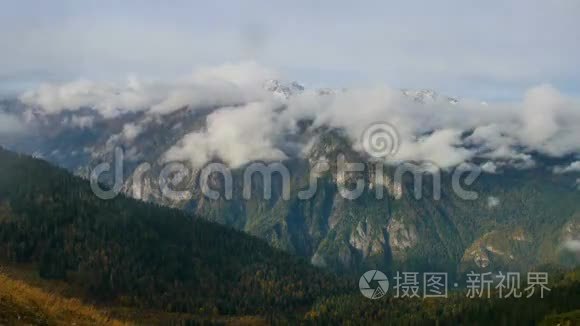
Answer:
[0, 147, 348, 319]
[0, 271, 127, 325]
[0, 262, 271, 325]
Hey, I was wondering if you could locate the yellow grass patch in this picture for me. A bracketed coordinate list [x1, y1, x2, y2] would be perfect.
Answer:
[0, 272, 128, 325]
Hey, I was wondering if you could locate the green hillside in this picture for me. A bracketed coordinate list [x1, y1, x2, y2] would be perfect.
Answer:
[0, 147, 346, 318]
[1, 147, 580, 324]
[186, 131, 580, 275]
[305, 267, 580, 325]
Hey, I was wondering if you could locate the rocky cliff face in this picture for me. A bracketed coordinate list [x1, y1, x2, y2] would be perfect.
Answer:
[2, 84, 579, 275]
[108, 131, 580, 274]
[460, 228, 531, 270]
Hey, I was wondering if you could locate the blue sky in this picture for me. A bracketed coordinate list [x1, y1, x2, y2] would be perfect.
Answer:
[1, 0, 579, 99]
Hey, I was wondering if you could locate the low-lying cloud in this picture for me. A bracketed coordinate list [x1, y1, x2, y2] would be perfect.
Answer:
[487, 196, 501, 208]
[0, 112, 25, 135]
[11, 62, 580, 170]
[163, 102, 287, 168]
[563, 239, 580, 253]
[553, 161, 580, 174]
[19, 62, 277, 119]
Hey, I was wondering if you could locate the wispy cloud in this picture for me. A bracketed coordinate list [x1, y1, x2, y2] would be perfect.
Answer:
[19, 62, 277, 118]
[553, 161, 580, 174]
[563, 239, 580, 253]
[12, 62, 580, 170]
[0, 112, 25, 135]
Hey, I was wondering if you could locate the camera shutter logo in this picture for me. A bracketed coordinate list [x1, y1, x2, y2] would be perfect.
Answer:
[359, 270, 389, 299]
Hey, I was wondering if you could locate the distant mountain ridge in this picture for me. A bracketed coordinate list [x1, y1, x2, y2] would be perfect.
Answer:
[1, 81, 579, 275]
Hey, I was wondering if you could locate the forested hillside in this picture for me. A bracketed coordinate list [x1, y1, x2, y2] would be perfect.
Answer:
[305, 267, 580, 325]
[1, 147, 579, 324]
[0, 147, 347, 317]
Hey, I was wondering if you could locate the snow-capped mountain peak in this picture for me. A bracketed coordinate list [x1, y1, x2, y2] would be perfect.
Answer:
[402, 89, 459, 104]
[263, 79, 305, 99]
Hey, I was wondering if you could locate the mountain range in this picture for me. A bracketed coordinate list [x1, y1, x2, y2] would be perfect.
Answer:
[0, 146, 579, 324]
[1, 81, 579, 276]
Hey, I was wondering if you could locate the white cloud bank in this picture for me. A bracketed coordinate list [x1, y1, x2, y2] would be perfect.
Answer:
[553, 161, 580, 174]
[163, 102, 287, 168]
[19, 62, 277, 118]
[13, 63, 580, 170]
